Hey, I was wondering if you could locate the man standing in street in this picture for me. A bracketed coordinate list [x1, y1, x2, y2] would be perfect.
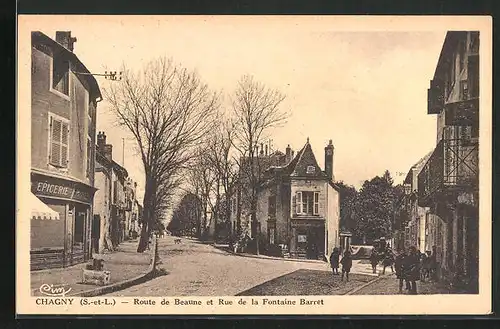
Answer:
[340, 250, 353, 282]
[394, 248, 407, 293]
[403, 246, 421, 294]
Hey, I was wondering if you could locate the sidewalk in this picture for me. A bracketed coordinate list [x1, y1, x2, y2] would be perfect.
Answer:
[31, 239, 155, 297]
[351, 273, 455, 295]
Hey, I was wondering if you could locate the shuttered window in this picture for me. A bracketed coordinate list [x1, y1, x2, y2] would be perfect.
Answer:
[314, 192, 319, 215]
[296, 192, 302, 214]
[49, 116, 69, 168]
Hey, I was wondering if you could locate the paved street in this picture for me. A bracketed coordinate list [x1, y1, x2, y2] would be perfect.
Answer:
[104, 235, 354, 296]
[352, 275, 455, 295]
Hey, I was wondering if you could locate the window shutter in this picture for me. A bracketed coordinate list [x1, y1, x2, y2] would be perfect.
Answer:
[314, 192, 319, 215]
[296, 192, 302, 214]
[61, 122, 69, 167]
[50, 119, 62, 166]
[292, 195, 297, 216]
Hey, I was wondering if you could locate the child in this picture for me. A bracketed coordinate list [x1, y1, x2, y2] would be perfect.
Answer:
[382, 249, 395, 274]
[394, 249, 406, 293]
[329, 247, 340, 275]
[340, 250, 353, 282]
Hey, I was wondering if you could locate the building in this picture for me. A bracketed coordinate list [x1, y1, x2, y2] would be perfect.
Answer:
[399, 152, 433, 253]
[256, 139, 341, 260]
[30, 31, 101, 270]
[93, 131, 129, 252]
[418, 31, 479, 292]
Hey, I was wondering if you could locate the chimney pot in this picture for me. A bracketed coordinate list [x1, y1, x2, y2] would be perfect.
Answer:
[55, 31, 77, 52]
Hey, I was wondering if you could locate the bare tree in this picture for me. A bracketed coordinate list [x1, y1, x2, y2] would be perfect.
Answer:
[204, 116, 238, 241]
[104, 57, 218, 252]
[231, 75, 289, 254]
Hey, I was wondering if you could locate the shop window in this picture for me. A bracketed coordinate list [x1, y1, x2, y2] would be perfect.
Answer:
[49, 115, 69, 168]
[52, 53, 69, 96]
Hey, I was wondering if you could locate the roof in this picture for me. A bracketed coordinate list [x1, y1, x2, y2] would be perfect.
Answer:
[286, 140, 328, 179]
[432, 31, 467, 81]
[96, 149, 128, 178]
[31, 31, 102, 102]
[404, 151, 433, 184]
[260, 139, 337, 190]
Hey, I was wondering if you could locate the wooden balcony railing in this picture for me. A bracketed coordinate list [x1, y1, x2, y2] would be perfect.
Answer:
[418, 138, 478, 206]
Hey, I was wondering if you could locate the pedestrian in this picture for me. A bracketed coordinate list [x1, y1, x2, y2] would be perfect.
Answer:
[340, 250, 353, 282]
[382, 248, 395, 275]
[330, 247, 340, 276]
[394, 248, 406, 293]
[420, 251, 430, 282]
[403, 246, 421, 294]
[369, 249, 378, 274]
[429, 246, 438, 281]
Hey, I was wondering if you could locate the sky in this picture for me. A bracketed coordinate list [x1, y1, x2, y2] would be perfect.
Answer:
[28, 16, 448, 203]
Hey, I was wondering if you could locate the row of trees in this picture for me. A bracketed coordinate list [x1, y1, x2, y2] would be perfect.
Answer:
[337, 170, 405, 245]
[104, 56, 289, 252]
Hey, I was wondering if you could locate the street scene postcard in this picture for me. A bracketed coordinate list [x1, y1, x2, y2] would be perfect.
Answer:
[16, 15, 492, 316]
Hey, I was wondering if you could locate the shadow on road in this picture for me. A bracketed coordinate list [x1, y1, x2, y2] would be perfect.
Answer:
[236, 269, 374, 296]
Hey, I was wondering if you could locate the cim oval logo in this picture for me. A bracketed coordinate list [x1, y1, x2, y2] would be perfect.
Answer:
[39, 283, 72, 297]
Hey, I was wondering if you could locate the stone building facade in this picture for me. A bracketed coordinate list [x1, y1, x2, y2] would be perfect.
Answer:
[30, 31, 101, 270]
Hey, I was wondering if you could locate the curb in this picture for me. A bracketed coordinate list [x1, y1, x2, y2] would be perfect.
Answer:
[344, 273, 391, 295]
[70, 236, 158, 297]
[30, 237, 158, 297]
[216, 246, 326, 265]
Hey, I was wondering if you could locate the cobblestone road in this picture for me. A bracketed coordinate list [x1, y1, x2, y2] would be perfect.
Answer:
[104, 236, 334, 296]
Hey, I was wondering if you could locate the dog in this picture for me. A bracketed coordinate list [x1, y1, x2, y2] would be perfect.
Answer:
[174, 238, 182, 244]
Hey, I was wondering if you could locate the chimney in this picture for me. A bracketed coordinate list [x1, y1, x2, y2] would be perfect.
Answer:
[324, 139, 334, 181]
[97, 131, 106, 153]
[104, 144, 113, 162]
[285, 144, 292, 163]
[55, 31, 77, 52]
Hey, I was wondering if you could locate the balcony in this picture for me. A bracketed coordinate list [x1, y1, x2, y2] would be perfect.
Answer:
[444, 98, 479, 127]
[418, 138, 478, 207]
[428, 78, 445, 114]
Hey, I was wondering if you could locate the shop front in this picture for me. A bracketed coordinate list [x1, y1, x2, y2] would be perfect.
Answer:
[289, 219, 325, 260]
[30, 172, 97, 270]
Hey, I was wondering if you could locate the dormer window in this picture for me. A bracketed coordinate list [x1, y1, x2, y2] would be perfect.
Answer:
[306, 166, 315, 174]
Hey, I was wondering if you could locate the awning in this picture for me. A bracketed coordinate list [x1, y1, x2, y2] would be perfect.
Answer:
[31, 193, 60, 220]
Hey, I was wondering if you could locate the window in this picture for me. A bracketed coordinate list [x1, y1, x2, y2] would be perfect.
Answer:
[296, 191, 319, 215]
[49, 115, 69, 168]
[314, 192, 319, 215]
[52, 53, 69, 96]
[306, 165, 315, 174]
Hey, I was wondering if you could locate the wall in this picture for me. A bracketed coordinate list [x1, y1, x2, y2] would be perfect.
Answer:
[31, 44, 94, 183]
[326, 183, 340, 258]
[256, 188, 270, 237]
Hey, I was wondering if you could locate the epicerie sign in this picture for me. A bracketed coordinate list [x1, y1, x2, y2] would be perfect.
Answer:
[31, 174, 93, 204]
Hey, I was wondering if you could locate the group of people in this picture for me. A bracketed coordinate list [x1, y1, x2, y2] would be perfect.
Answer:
[372, 245, 437, 294]
[329, 244, 438, 294]
[329, 247, 352, 282]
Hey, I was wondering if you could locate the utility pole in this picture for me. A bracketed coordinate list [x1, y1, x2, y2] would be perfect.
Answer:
[122, 138, 125, 167]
